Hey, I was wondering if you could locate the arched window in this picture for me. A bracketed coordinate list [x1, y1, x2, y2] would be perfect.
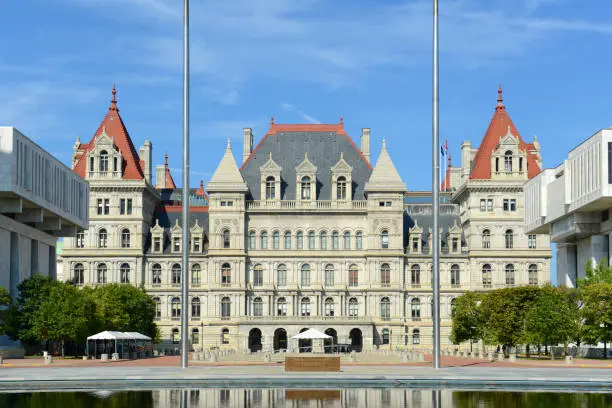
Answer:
[411, 298, 421, 321]
[172, 263, 181, 285]
[504, 150, 513, 172]
[505, 264, 515, 286]
[191, 263, 201, 285]
[301, 176, 311, 200]
[380, 297, 391, 320]
[349, 264, 359, 287]
[411, 264, 421, 286]
[308, 230, 315, 249]
[380, 263, 391, 286]
[253, 264, 264, 287]
[152, 263, 162, 285]
[265, 176, 276, 200]
[172, 328, 180, 344]
[276, 264, 287, 287]
[253, 297, 263, 317]
[284, 231, 292, 249]
[356, 231, 363, 249]
[382, 328, 390, 345]
[337, 176, 347, 200]
[505, 229, 514, 249]
[450, 264, 460, 287]
[482, 229, 490, 249]
[260, 230, 268, 249]
[320, 231, 327, 249]
[529, 264, 538, 285]
[324, 297, 334, 316]
[296, 231, 304, 249]
[222, 229, 230, 248]
[221, 297, 231, 319]
[153, 297, 161, 319]
[272, 230, 280, 249]
[98, 228, 108, 248]
[300, 297, 311, 316]
[248, 231, 256, 250]
[332, 231, 339, 249]
[277, 297, 287, 316]
[97, 263, 107, 284]
[381, 229, 389, 249]
[482, 264, 492, 287]
[121, 228, 130, 248]
[222, 328, 230, 344]
[120, 263, 130, 283]
[343, 231, 351, 249]
[450, 298, 457, 317]
[412, 329, 420, 345]
[171, 297, 181, 319]
[300, 264, 311, 287]
[221, 263, 231, 285]
[192, 297, 201, 318]
[99, 150, 109, 172]
[191, 328, 199, 346]
[73, 263, 84, 285]
[324, 264, 334, 287]
[348, 297, 359, 317]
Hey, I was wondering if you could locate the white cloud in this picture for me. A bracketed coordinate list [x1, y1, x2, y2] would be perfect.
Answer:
[281, 102, 321, 124]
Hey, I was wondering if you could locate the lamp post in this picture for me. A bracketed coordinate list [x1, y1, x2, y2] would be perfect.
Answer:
[201, 321, 204, 350]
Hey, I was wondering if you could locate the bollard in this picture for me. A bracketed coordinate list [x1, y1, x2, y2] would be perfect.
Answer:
[509, 354, 517, 363]
[101, 353, 109, 361]
[264, 352, 272, 363]
[82, 356, 88, 361]
[112, 353, 119, 361]
[487, 352, 494, 362]
[497, 352, 504, 361]
[565, 355, 574, 365]
[43, 351, 48, 359]
[45, 356, 53, 364]
[209, 352, 218, 362]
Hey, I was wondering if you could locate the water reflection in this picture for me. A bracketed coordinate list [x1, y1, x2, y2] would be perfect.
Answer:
[0, 388, 610, 408]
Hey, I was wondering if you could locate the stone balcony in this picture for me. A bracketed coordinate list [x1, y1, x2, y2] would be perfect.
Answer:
[240, 315, 374, 324]
[246, 200, 367, 212]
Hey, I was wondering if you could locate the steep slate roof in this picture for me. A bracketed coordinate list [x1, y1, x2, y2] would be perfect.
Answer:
[207, 140, 248, 192]
[73, 86, 145, 180]
[365, 139, 406, 192]
[404, 205, 465, 251]
[469, 85, 540, 180]
[240, 119, 373, 200]
[148, 206, 209, 254]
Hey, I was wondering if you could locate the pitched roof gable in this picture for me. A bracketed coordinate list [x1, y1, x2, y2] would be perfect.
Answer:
[469, 85, 541, 180]
[73, 86, 144, 180]
[163, 154, 177, 189]
[207, 139, 248, 192]
[365, 139, 406, 193]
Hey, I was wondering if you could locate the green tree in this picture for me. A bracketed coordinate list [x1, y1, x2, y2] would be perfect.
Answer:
[524, 286, 580, 357]
[93, 284, 157, 339]
[11, 275, 57, 345]
[450, 291, 484, 348]
[0, 286, 11, 335]
[579, 258, 612, 287]
[580, 282, 612, 359]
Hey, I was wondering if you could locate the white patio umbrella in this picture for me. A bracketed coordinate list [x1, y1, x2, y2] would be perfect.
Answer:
[291, 328, 331, 340]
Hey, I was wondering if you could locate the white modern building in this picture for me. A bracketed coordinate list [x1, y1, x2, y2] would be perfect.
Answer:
[525, 127, 612, 287]
[0, 126, 89, 296]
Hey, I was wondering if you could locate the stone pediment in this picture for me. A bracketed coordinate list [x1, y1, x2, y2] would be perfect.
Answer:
[448, 220, 461, 234]
[498, 126, 519, 148]
[331, 152, 353, 174]
[260, 152, 282, 173]
[409, 220, 423, 234]
[150, 218, 164, 234]
[190, 218, 203, 234]
[296, 152, 317, 174]
[171, 218, 182, 233]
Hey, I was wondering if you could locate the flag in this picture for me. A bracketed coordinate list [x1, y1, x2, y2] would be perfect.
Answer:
[443, 139, 448, 152]
[440, 145, 445, 156]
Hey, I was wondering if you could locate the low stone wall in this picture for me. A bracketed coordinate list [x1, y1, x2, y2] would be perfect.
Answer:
[285, 356, 340, 372]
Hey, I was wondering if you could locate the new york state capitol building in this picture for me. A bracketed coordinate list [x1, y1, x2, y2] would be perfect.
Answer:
[59, 87, 551, 352]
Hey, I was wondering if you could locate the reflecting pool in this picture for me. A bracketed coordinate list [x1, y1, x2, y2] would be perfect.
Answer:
[0, 388, 611, 408]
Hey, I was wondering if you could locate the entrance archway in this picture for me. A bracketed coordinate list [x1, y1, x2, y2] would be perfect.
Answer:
[324, 328, 338, 353]
[349, 328, 363, 352]
[248, 328, 262, 352]
[298, 328, 312, 353]
[273, 328, 287, 352]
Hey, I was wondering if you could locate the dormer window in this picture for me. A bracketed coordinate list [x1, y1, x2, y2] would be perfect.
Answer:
[301, 176, 311, 200]
[153, 236, 161, 252]
[99, 150, 109, 173]
[504, 151, 513, 172]
[173, 236, 180, 252]
[265, 176, 276, 200]
[193, 237, 201, 252]
[337, 176, 347, 200]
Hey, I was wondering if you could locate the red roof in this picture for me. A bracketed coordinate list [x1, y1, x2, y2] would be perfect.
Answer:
[73, 86, 145, 180]
[469, 86, 540, 180]
[240, 117, 373, 171]
[163, 154, 177, 189]
[441, 154, 452, 191]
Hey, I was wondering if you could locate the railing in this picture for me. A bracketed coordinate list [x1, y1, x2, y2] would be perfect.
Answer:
[242, 315, 373, 322]
[246, 200, 368, 211]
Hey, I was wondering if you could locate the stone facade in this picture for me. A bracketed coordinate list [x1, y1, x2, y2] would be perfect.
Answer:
[59, 87, 551, 352]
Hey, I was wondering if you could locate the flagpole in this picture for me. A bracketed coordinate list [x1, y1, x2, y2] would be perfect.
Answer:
[431, 0, 441, 369]
[180, 0, 190, 369]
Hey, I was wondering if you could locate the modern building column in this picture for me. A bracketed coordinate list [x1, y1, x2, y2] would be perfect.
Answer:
[556, 243, 577, 288]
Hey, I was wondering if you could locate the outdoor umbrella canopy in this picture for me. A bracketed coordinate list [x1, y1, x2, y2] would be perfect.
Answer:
[291, 328, 331, 340]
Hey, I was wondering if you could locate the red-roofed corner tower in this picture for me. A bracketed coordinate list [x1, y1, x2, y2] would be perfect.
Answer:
[62, 86, 159, 288]
[450, 85, 551, 289]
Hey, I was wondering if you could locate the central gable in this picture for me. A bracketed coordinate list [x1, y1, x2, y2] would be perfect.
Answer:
[240, 131, 372, 200]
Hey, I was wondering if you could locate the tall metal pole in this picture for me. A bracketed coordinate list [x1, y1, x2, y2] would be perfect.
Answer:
[180, 0, 191, 369]
[431, 0, 441, 369]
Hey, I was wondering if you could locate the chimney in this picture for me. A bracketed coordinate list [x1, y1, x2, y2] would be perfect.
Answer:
[360, 128, 371, 163]
[243, 128, 253, 164]
[140, 140, 152, 184]
[155, 165, 166, 189]
[461, 141, 471, 182]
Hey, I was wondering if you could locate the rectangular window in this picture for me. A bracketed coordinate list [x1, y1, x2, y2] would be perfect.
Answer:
[220, 201, 226, 206]
[193, 237, 200, 252]
[452, 237, 458, 252]
[103, 199, 110, 215]
[379, 202, 385, 207]
[608, 142, 612, 184]
[349, 268, 358, 287]
[332, 233, 339, 249]
[253, 269, 263, 287]
[503, 199, 509, 211]
[153, 237, 161, 252]
[173, 237, 180, 252]
[385, 201, 392, 207]
[227, 201, 233, 206]
[412, 237, 419, 252]
[480, 199, 486, 212]
[97, 199, 103, 215]
[127, 199, 132, 215]
[528, 234, 537, 249]
[120, 199, 125, 215]
[510, 199, 516, 211]
[486, 199, 493, 212]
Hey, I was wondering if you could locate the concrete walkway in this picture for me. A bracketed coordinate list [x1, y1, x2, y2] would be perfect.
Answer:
[1, 364, 611, 391]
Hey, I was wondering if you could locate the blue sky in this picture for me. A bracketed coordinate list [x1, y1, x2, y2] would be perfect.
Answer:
[3, 0, 612, 282]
